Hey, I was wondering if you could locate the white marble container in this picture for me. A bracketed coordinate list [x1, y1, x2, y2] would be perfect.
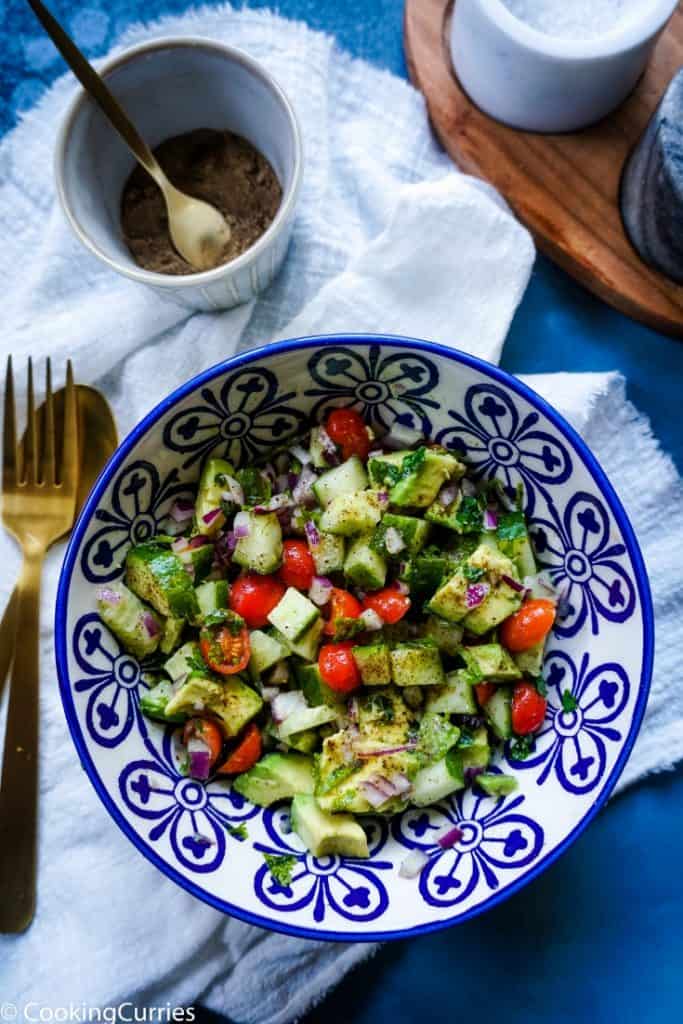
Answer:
[55, 37, 303, 311]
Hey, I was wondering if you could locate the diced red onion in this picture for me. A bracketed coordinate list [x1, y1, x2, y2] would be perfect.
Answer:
[399, 849, 429, 879]
[383, 423, 423, 449]
[523, 572, 559, 603]
[368, 449, 384, 460]
[276, 473, 290, 493]
[169, 499, 195, 523]
[356, 741, 418, 759]
[376, 491, 389, 504]
[171, 536, 191, 555]
[304, 519, 321, 547]
[292, 466, 318, 507]
[360, 780, 390, 808]
[461, 478, 477, 497]
[388, 772, 412, 795]
[465, 582, 490, 609]
[360, 608, 383, 631]
[437, 826, 464, 850]
[309, 575, 333, 606]
[188, 534, 210, 549]
[287, 472, 300, 490]
[96, 587, 121, 605]
[394, 579, 410, 596]
[260, 686, 280, 703]
[254, 493, 294, 515]
[384, 526, 406, 555]
[233, 511, 251, 540]
[187, 737, 211, 781]
[271, 690, 308, 725]
[220, 475, 245, 508]
[483, 507, 498, 531]
[317, 425, 340, 464]
[501, 574, 525, 593]
[465, 765, 486, 785]
[202, 508, 223, 527]
[141, 612, 160, 638]
[289, 444, 312, 465]
[437, 482, 459, 508]
[369, 775, 399, 799]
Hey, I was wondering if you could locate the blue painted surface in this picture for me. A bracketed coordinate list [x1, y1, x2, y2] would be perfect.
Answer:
[2, 0, 682, 1018]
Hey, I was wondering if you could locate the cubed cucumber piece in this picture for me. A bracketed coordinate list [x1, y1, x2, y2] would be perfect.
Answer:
[248, 629, 288, 676]
[425, 670, 477, 715]
[352, 643, 393, 686]
[423, 616, 464, 656]
[233, 512, 283, 575]
[484, 685, 513, 740]
[308, 531, 345, 575]
[273, 618, 325, 661]
[462, 644, 521, 682]
[313, 456, 368, 507]
[309, 426, 335, 469]
[195, 580, 229, 619]
[290, 794, 369, 858]
[329, 617, 366, 642]
[513, 641, 546, 677]
[139, 678, 186, 724]
[165, 671, 262, 737]
[463, 582, 523, 636]
[283, 728, 322, 754]
[411, 751, 465, 806]
[400, 556, 450, 604]
[97, 581, 161, 659]
[159, 616, 185, 655]
[164, 641, 201, 684]
[388, 447, 465, 508]
[233, 752, 315, 806]
[390, 643, 445, 687]
[425, 570, 471, 623]
[319, 490, 385, 536]
[477, 773, 518, 797]
[416, 712, 460, 767]
[372, 513, 431, 558]
[177, 543, 214, 585]
[125, 544, 200, 621]
[295, 663, 342, 707]
[344, 534, 387, 590]
[268, 587, 320, 643]
[448, 726, 492, 778]
[496, 510, 537, 578]
[278, 703, 340, 739]
[195, 457, 235, 535]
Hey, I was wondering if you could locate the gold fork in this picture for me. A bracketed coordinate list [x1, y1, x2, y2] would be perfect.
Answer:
[0, 357, 78, 933]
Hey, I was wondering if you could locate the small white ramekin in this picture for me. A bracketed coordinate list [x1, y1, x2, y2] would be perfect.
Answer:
[450, 0, 679, 132]
[55, 37, 303, 311]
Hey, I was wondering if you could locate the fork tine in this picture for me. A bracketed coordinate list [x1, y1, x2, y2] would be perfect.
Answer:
[59, 360, 78, 495]
[24, 358, 38, 486]
[2, 356, 18, 489]
[42, 358, 56, 486]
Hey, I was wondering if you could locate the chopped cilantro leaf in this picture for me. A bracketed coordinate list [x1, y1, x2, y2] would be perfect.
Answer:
[562, 690, 579, 712]
[400, 446, 427, 476]
[263, 853, 299, 887]
[227, 823, 248, 841]
[534, 675, 548, 697]
[463, 563, 486, 582]
[237, 467, 272, 506]
[371, 461, 400, 487]
[456, 729, 475, 749]
[186, 653, 208, 673]
[364, 692, 395, 723]
[497, 511, 527, 542]
[454, 496, 484, 533]
[510, 735, 534, 761]
[202, 609, 228, 628]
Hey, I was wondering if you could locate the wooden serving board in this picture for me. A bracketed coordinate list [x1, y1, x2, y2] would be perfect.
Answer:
[404, 0, 683, 338]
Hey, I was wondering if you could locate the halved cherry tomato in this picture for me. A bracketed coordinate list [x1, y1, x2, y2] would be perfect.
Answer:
[323, 587, 362, 635]
[511, 681, 547, 735]
[229, 573, 285, 628]
[318, 641, 362, 693]
[217, 723, 262, 775]
[200, 619, 250, 675]
[278, 539, 315, 591]
[184, 717, 224, 767]
[475, 682, 496, 707]
[325, 407, 371, 462]
[362, 585, 411, 625]
[500, 599, 556, 653]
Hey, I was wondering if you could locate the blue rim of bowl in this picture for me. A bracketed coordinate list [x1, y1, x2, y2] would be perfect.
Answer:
[55, 334, 654, 942]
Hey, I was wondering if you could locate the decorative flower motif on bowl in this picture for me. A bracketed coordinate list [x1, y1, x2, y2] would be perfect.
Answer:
[253, 803, 391, 923]
[80, 461, 191, 584]
[305, 344, 440, 436]
[508, 650, 630, 794]
[435, 383, 572, 515]
[72, 612, 158, 748]
[119, 728, 259, 874]
[531, 491, 636, 637]
[393, 785, 544, 908]
[163, 366, 307, 469]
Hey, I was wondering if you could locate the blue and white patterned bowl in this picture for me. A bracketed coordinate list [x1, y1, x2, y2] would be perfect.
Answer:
[55, 335, 653, 940]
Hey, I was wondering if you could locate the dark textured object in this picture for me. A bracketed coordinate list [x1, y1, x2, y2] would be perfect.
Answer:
[621, 70, 683, 284]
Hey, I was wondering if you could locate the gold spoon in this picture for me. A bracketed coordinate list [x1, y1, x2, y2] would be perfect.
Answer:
[0, 385, 118, 692]
[26, 0, 232, 272]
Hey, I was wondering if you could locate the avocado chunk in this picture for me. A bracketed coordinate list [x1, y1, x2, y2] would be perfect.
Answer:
[477, 773, 518, 797]
[282, 728, 322, 754]
[513, 641, 546, 677]
[295, 662, 342, 707]
[461, 644, 521, 682]
[267, 587, 320, 643]
[277, 703, 340, 740]
[369, 446, 464, 508]
[165, 671, 262, 737]
[139, 678, 186, 723]
[125, 543, 200, 622]
[357, 687, 416, 745]
[463, 581, 522, 636]
[425, 670, 478, 715]
[159, 616, 185, 655]
[390, 642, 445, 687]
[195, 580, 230, 620]
[425, 570, 471, 623]
[319, 490, 385, 536]
[400, 555, 451, 604]
[344, 533, 387, 591]
[308, 530, 345, 575]
[248, 629, 288, 677]
[415, 712, 460, 767]
[496, 510, 537, 577]
[426, 493, 483, 534]
[97, 581, 162, 659]
[232, 753, 315, 806]
[352, 644, 392, 686]
[233, 511, 283, 575]
[290, 795, 369, 858]
[313, 455, 369, 506]
[372, 513, 431, 558]
[423, 616, 464, 655]
[195, 457, 235, 535]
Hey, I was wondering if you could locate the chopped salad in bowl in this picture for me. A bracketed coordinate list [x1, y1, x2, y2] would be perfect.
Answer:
[96, 406, 558, 866]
